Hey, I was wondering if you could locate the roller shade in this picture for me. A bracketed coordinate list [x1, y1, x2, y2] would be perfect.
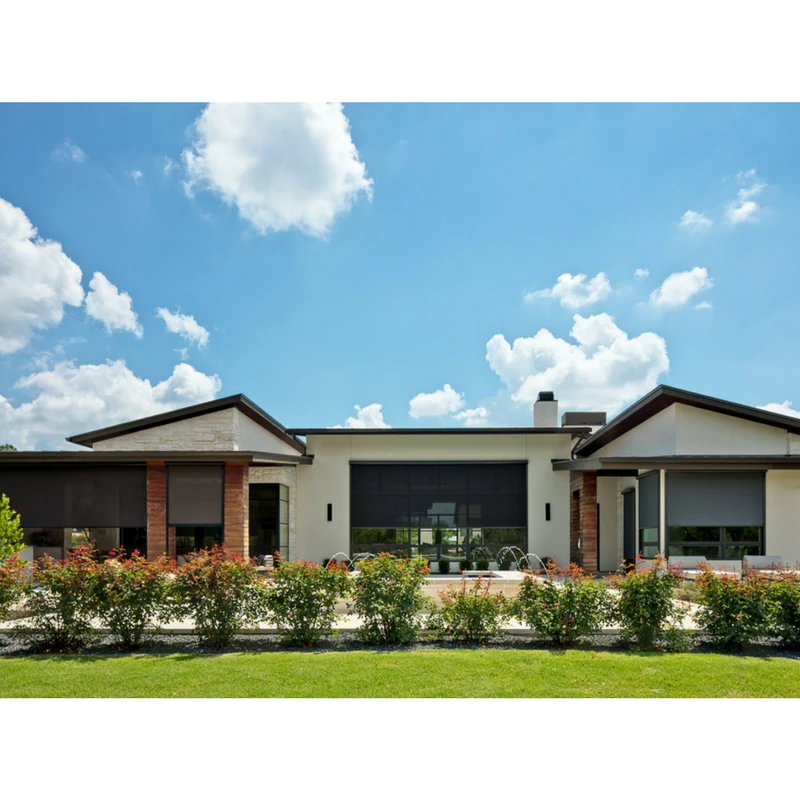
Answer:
[0, 466, 146, 528]
[638, 472, 660, 529]
[168, 465, 223, 525]
[666, 471, 765, 527]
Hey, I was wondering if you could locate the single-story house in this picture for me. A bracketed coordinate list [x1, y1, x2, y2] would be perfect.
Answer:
[2, 384, 800, 570]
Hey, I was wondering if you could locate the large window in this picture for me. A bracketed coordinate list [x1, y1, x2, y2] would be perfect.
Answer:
[22, 526, 147, 560]
[665, 471, 765, 560]
[350, 463, 527, 559]
[167, 465, 224, 557]
[174, 526, 223, 557]
[249, 484, 289, 560]
[638, 472, 660, 558]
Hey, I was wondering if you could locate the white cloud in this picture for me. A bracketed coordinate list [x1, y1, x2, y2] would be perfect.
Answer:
[485, 313, 669, 415]
[452, 406, 490, 427]
[156, 308, 210, 348]
[649, 267, 713, 310]
[85, 272, 143, 337]
[0, 360, 221, 450]
[52, 140, 87, 163]
[182, 103, 373, 237]
[332, 403, 391, 429]
[726, 169, 766, 224]
[408, 383, 465, 419]
[694, 300, 713, 310]
[525, 272, 612, 310]
[129, 169, 143, 184]
[758, 401, 800, 420]
[0, 196, 85, 354]
[634, 268, 649, 278]
[678, 210, 712, 232]
[163, 157, 176, 176]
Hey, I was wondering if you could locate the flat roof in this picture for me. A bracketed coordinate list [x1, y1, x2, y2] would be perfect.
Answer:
[68, 394, 306, 454]
[288, 427, 590, 437]
[574, 385, 800, 457]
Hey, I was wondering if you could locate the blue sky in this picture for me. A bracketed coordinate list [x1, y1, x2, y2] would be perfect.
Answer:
[1, 102, 800, 448]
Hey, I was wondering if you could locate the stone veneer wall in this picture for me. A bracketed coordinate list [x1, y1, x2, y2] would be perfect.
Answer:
[93, 408, 239, 451]
[249, 466, 297, 561]
[224, 463, 249, 558]
[146, 462, 167, 557]
[569, 470, 598, 573]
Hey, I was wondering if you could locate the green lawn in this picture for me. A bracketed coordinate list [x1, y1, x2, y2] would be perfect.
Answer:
[1, 649, 799, 697]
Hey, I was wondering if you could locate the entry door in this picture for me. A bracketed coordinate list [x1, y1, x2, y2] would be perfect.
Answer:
[623, 490, 636, 563]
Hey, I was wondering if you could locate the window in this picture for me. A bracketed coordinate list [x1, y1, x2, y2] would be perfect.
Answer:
[639, 527, 659, 559]
[249, 483, 290, 560]
[638, 472, 660, 558]
[174, 526, 223, 557]
[667, 526, 763, 561]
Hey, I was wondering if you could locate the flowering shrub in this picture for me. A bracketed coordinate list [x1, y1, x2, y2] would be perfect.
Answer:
[608, 554, 691, 650]
[432, 577, 509, 643]
[0, 554, 25, 622]
[513, 563, 611, 646]
[767, 573, 800, 649]
[696, 570, 773, 650]
[349, 553, 430, 645]
[94, 550, 175, 649]
[23, 546, 100, 651]
[172, 546, 261, 648]
[265, 560, 349, 646]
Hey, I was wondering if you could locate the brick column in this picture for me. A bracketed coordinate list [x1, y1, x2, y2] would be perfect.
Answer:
[223, 462, 249, 558]
[569, 470, 598, 573]
[146, 462, 167, 558]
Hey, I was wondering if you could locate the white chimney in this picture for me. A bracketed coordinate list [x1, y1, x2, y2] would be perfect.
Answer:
[533, 391, 558, 428]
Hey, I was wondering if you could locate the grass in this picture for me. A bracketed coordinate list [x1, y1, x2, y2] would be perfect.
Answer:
[1, 648, 799, 697]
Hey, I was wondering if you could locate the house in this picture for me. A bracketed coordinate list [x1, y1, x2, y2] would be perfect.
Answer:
[2, 384, 800, 569]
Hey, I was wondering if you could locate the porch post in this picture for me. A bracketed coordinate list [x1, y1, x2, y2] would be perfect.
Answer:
[569, 470, 599, 573]
[223, 462, 249, 558]
[146, 461, 167, 558]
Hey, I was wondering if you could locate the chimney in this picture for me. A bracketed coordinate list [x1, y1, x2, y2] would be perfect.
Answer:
[533, 391, 558, 428]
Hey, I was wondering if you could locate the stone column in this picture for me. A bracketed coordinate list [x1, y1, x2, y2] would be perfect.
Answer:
[223, 462, 249, 558]
[568, 470, 599, 573]
[146, 462, 167, 557]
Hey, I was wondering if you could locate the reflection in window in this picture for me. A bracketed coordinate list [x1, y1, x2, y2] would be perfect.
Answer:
[667, 526, 762, 561]
[21, 527, 147, 560]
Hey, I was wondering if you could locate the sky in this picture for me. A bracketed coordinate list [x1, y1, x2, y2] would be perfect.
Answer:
[1, 102, 800, 449]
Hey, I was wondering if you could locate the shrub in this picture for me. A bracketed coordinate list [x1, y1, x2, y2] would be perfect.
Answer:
[696, 570, 773, 650]
[438, 557, 450, 575]
[432, 577, 509, 643]
[173, 546, 261, 648]
[498, 554, 514, 571]
[265, 560, 349, 646]
[513, 563, 611, 646]
[93, 550, 175, 650]
[0, 554, 25, 623]
[0, 493, 24, 563]
[349, 553, 430, 645]
[475, 557, 490, 572]
[608, 554, 690, 650]
[459, 557, 471, 572]
[22, 546, 100, 651]
[768, 573, 800, 649]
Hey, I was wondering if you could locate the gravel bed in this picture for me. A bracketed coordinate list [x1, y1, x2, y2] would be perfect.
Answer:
[1, 630, 799, 659]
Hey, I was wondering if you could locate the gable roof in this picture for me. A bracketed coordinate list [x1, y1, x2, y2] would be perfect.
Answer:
[574, 384, 800, 457]
[68, 394, 306, 454]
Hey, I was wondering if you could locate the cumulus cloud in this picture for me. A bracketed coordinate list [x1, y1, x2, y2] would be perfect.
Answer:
[452, 406, 490, 427]
[156, 308, 210, 348]
[182, 103, 373, 237]
[0, 360, 222, 450]
[678, 210, 712, 232]
[332, 403, 391, 429]
[525, 272, 611, 310]
[726, 169, 766, 224]
[634, 268, 649, 278]
[52, 140, 87, 163]
[485, 313, 669, 414]
[0, 196, 85, 354]
[408, 383, 465, 419]
[649, 267, 713, 310]
[695, 300, 713, 310]
[128, 169, 143, 184]
[85, 272, 143, 337]
[757, 401, 800, 420]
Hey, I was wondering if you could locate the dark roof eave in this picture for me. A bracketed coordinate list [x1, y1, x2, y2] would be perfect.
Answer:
[287, 427, 590, 437]
[0, 450, 255, 464]
[553, 454, 800, 471]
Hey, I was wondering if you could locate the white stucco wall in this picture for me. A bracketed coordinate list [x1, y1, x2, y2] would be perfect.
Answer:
[765, 470, 800, 564]
[294, 432, 574, 564]
[592, 406, 677, 457]
[235, 409, 302, 456]
[674, 405, 789, 455]
[93, 408, 238, 451]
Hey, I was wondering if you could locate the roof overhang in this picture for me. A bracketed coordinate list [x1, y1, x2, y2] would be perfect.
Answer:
[67, 394, 306, 454]
[553, 455, 800, 472]
[574, 385, 800, 457]
[0, 450, 312, 466]
[288, 427, 590, 437]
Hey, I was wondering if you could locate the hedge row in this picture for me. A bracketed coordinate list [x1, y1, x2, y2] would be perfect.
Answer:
[1, 548, 799, 652]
